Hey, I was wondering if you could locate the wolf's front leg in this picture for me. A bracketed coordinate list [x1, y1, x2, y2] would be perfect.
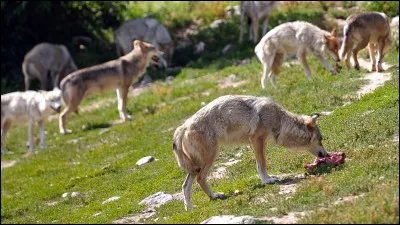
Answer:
[251, 136, 278, 184]
[315, 55, 336, 74]
[297, 50, 313, 80]
[116, 87, 132, 121]
[38, 121, 46, 149]
[27, 121, 35, 152]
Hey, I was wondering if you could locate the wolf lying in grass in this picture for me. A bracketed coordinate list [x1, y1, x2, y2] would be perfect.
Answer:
[1, 88, 62, 154]
[339, 12, 392, 72]
[173, 95, 328, 211]
[255, 21, 340, 89]
[59, 40, 164, 134]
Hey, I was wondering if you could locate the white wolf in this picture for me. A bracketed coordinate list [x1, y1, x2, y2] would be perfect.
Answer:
[22, 43, 78, 90]
[1, 88, 63, 154]
[239, 1, 279, 43]
[114, 17, 174, 67]
[255, 21, 340, 89]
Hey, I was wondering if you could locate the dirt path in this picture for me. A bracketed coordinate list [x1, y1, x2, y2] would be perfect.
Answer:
[355, 58, 393, 98]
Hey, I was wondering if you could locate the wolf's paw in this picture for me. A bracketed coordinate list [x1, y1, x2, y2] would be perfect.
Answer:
[211, 192, 226, 200]
[185, 204, 196, 211]
[121, 114, 132, 121]
[60, 129, 72, 135]
[1, 149, 13, 155]
[263, 176, 279, 184]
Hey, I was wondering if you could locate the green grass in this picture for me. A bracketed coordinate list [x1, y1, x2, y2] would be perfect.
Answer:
[1, 34, 399, 225]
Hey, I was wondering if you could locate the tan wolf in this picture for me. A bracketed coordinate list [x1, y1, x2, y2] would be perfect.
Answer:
[239, 1, 279, 44]
[59, 40, 164, 134]
[172, 95, 328, 210]
[1, 88, 62, 154]
[22, 43, 78, 90]
[255, 21, 340, 89]
[339, 12, 392, 72]
[114, 17, 174, 67]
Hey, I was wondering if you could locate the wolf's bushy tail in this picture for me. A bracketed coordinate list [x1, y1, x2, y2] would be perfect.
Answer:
[173, 125, 193, 172]
[254, 43, 265, 63]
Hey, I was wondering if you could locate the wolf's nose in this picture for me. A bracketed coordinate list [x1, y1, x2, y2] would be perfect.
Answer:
[318, 151, 327, 158]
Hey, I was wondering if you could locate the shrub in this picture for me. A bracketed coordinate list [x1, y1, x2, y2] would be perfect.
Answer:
[361, 1, 399, 18]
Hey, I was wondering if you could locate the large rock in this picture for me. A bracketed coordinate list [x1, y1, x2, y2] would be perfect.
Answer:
[140, 192, 172, 208]
[391, 16, 399, 28]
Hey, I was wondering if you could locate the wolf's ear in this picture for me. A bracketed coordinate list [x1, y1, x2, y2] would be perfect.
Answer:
[133, 40, 142, 50]
[331, 28, 337, 37]
[305, 113, 320, 128]
[324, 34, 330, 42]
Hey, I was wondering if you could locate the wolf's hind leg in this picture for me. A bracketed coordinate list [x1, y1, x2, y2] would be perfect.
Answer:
[1, 120, 12, 154]
[261, 50, 276, 89]
[183, 173, 196, 211]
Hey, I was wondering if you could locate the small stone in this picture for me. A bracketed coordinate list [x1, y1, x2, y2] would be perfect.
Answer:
[136, 156, 155, 166]
[234, 190, 242, 196]
[379, 176, 384, 180]
[102, 196, 120, 204]
[61, 192, 69, 198]
[93, 212, 102, 217]
[71, 192, 80, 198]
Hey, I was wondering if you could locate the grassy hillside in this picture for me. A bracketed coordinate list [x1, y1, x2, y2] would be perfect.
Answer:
[1, 42, 398, 223]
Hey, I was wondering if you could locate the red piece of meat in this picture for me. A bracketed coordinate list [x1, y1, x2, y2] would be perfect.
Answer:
[304, 152, 346, 172]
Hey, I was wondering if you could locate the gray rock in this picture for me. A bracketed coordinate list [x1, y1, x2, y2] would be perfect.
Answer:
[139, 192, 174, 208]
[391, 16, 399, 28]
[210, 19, 227, 29]
[201, 215, 257, 224]
[222, 44, 236, 54]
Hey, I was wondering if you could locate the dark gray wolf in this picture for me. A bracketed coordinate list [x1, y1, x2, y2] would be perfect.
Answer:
[23, 43, 78, 90]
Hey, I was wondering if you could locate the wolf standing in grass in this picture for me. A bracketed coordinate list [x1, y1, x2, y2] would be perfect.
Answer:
[22, 43, 78, 91]
[59, 40, 164, 134]
[173, 95, 328, 210]
[339, 12, 392, 72]
[255, 21, 340, 89]
[1, 88, 62, 154]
